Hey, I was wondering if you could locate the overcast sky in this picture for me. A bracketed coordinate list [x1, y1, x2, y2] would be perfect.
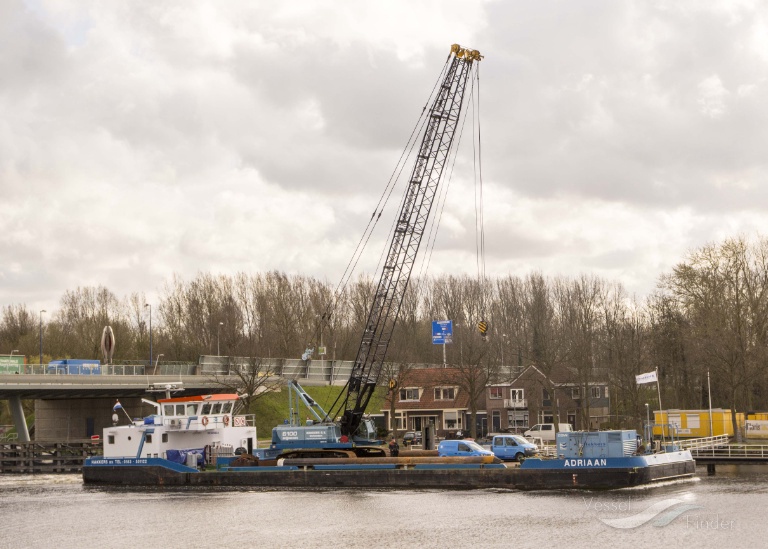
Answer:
[3, 0, 768, 314]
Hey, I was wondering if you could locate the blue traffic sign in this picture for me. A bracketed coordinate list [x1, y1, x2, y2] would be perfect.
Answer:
[432, 320, 453, 344]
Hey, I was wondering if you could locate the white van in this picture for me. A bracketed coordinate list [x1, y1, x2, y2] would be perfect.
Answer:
[523, 423, 573, 442]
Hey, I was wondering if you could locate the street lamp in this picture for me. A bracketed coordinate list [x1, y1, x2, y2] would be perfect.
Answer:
[144, 303, 152, 366]
[39, 310, 46, 365]
[217, 322, 224, 356]
[10, 350, 18, 356]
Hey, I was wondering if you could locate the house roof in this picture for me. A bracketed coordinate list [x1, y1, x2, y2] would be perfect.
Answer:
[383, 367, 470, 411]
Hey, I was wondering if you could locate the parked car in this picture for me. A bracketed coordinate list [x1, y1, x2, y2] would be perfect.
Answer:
[437, 439, 494, 458]
[523, 423, 573, 442]
[490, 434, 538, 462]
[402, 431, 422, 446]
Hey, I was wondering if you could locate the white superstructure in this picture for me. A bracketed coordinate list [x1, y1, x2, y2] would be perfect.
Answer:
[103, 393, 257, 460]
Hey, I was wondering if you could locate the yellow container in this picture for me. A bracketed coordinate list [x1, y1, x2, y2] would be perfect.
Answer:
[652, 409, 743, 438]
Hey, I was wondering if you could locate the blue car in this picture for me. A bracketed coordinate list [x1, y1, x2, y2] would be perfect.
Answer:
[438, 439, 494, 458]
[490, 435, 538, 462]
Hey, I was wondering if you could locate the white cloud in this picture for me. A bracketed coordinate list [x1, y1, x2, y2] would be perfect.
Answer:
[3, 0, 768, 313]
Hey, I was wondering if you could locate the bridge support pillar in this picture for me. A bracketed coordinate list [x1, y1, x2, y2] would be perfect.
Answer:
[707, 463, 716, 475]
[9, 395, 30, 442]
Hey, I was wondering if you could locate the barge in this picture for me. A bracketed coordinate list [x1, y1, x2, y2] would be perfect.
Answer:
[82, 394, 695, 490]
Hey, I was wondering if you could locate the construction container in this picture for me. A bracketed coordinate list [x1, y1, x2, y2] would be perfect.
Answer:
[652, 409, 743, 438]
[745, 418, 768, 439]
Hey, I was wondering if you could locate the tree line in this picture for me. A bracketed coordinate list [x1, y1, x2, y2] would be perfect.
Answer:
[2, 236, 768, 427]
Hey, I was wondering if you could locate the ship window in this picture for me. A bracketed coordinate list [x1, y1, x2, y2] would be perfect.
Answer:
[186, 404, 198, 415]
[212, 403, 222, 414]
[222, 402, 233, 413]
[164, 405, 174, 416]
[162, 434, 168, 443]
[175, 404, 185, 416]
[201, 403, 212, 415]
[108, 435, 115, 444]
[146, 434, 152, 443]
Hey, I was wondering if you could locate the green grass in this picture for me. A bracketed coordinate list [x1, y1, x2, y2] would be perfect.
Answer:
[251, 385, 387, 438]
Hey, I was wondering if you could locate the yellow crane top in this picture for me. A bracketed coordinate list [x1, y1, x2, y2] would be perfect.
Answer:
[450, 44, 483, 61]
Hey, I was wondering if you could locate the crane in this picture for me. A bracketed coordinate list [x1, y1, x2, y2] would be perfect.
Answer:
[334, 44, 482, 438]
[271, 44, 482, 453]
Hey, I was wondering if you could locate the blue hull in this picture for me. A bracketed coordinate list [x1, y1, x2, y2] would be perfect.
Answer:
[83, 453, 696, 490]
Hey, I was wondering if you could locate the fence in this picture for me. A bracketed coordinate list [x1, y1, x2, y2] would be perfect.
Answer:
[0, 441, 102, 473]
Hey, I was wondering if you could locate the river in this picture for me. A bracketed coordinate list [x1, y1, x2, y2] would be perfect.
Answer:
[0, 465, 766, 549]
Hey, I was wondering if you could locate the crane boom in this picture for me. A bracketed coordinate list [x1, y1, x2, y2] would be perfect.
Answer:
[337, 45, 482, 437]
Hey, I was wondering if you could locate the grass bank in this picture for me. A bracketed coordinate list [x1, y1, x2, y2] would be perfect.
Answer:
[251, 385, 387, 439]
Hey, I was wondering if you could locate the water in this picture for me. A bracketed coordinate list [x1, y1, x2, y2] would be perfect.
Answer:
[1, 466, 766, 549]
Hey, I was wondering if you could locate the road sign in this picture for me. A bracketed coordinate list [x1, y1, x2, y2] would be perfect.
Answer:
[432, 320, 453, 344]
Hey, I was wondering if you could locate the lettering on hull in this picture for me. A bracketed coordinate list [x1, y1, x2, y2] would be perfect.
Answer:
[563, 458, 608, 467]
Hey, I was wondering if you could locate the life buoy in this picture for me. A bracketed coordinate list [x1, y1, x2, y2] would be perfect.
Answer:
[223, 415, 230, 426]
[201, 416, 209, 426]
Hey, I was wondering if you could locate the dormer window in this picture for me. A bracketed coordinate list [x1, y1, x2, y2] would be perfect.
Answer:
[434, 387, 455, 400]
[399, 388, 420, 401]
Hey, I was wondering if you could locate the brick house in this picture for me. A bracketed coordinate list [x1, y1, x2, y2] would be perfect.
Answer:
[381, 367, 471, 437]
[485, 365, 610, 433]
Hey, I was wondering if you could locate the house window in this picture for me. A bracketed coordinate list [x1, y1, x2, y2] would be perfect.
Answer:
[507, 411, 528, 428]
[434, 387, 455, 400]
[390, 412, 406, 431]
[542, 388, 550, 400]
[444, 411, 458, 430]
[399, 388, 420, 401]
[570, 387, 580, 399]
[489, 387, 503, 400]
[591, 386, 601, 398]
[510, 389, 524, 401]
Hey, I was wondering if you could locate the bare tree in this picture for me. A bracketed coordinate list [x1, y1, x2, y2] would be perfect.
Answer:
[209, 357, 285, 414]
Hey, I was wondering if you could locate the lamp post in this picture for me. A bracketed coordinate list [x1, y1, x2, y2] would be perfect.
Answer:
[39, 310, 46, 365]
[217, 322, 223, 356]
[10, 349, 18, 356]
[144, 303, 152, 366]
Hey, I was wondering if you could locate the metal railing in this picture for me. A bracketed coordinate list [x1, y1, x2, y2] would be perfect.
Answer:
[689, 443, 768, 459]
[677, 435, 730, 450]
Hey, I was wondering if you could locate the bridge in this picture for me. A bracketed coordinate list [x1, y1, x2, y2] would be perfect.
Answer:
[0, 356, 358, 442]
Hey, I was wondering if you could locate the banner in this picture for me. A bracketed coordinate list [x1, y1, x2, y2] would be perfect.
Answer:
[636, 371, 658, 385]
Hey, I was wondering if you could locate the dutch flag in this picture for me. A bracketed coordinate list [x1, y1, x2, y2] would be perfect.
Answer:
[113, 401, 122, 411]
